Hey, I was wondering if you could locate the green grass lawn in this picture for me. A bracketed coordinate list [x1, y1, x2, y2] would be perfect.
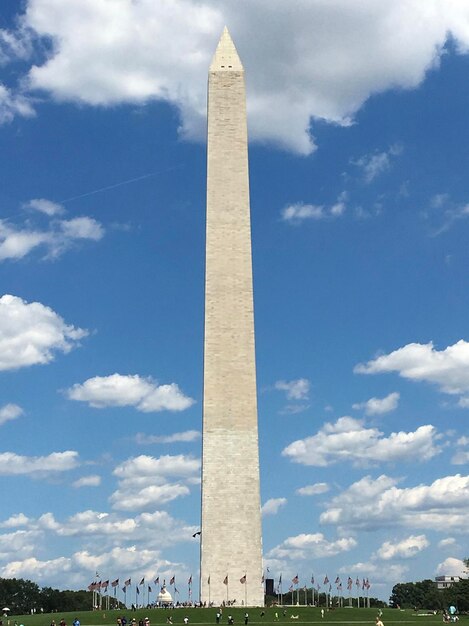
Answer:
[3, 606, 465, 626]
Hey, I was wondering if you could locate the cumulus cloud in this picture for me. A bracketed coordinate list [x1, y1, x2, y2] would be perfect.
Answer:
[352, 392, 400, 416]
[0, 451, 79, 475]
[355, 340, 469, 405]
[24, 198, 65, 216]
[274, 378, 310, 401]
[281, 193, 347, 223]
[135, 430, 201, 444]
[436, 557, 467, 577]
[72, 475, 101, 488]
[339, 560, 409, 584]
[0, 403, 24, 425]
[262, 498, 287, 516]
[0, 530, 42, 559]
[320, 473, 469, 532]
[110, 454, 200, 511]
[67, 373, 194, 412]
[0, 294, 87, 371]
[0, 212, 104, 261]
[2, 1, 469, 151]
[267, 533, 356, 561]
[376, 535, 429, 560]
[296, 483, 330, 496]
[282, 417, 441, 467]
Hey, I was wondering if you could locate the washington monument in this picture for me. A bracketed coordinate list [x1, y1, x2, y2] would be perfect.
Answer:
[200, 28, 264, 607]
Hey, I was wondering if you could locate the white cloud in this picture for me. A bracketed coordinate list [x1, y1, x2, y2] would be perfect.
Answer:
[275, 378, 310, 401]
[281, 193, 347, 224]
[436, 557, 467, 577]
[339, 560, 409, 584]
[352, 144, 402, 183]
[110, 454, 200, 511]
[0, 403, 24, 425]
[355, 340, 469, 405]
[0, 294, 87, 371]
[0, 530, 42, 559]
[267, 533, 356, 561]
[0, 513, 30, 528]
[262, 498, 287, 516]
[0, 82, 34, 124]
[0, 556, 72, 581]
[352, 392, 400, 416]
[452, 450, 469, 465]
[0, 212, 104, 261]
[0, 451, 79, 475]
[24, 198, 65, 216]
[438, 537, 456, 549]
[2, 1, 467, 152]
[59, 217, 104, 241]
[67, 373, 194, 412]
[72, 475, 101, 488]
[320, 473, 469, 532]
[135, 430, 201, 444]
[282, 417, 441, 467]
[296, 483, 330, 496]
[376, 535, 429, 560]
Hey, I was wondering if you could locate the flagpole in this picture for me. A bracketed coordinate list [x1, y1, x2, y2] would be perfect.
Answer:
[245, 574, 247, 608]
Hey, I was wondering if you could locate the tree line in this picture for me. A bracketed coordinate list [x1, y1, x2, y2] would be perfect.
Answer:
[0, 578, 95, 614]
[390, 578, 469, 612]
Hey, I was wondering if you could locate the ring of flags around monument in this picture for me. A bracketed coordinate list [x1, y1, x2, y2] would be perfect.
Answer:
[88, 572, 371, 606]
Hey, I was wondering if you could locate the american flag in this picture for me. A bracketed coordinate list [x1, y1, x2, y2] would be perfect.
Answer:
[311, 575, 315, 585]
[111, 579, 119, 588]
[188, 575, 192, 585]
[223, 576, 228, 585]
[125, 578, 131, 586]
[170, 576, 175, 585]
[207, 576, 211, 585]
[136, 588, 140, 595]
[240, 575, 246, 584]
[324, 576, 329, 585]
[148, 586, 152, 593]
[102, 580, 109, 589]
[139, 578, 145, 586]
[154, 577, 159, 585]
[292, 574, 299, 584]
[335, 577, 340, 585]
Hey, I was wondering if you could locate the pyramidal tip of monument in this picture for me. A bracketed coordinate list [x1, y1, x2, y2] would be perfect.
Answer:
[210, 26, 243, 71]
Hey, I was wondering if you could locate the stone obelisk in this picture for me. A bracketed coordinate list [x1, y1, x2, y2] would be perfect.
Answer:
[200, 28, 263, 607]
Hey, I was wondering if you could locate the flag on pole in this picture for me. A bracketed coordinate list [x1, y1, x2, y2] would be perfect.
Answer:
[136, 588, 140, 595]
[223, 576, 228, 585]
[329, 584, 332, 592]
[335, 576, 340, 585]
[174, 587, 179, 594]
[170, 576, 175, 585]
[122, 586, 126, 593]
[311, 575, 314, 585]
[279, 574, 282, 584]
[366, 579, 371, 589]
[240, 575, 246, 584]
[324, 576, 329, 585]
[148, 586, 152, 593]
[289, 585, 293, 592]
[154, 577, 159, 585]
[355, 578, 360, 588]
[188, 575, 192, 585]
[362, 579, 366, 590]
[261, 575, 264, 584]
[125, 578, 131, 586]
[208, 576, 211, 585]
[139, 577, 145, 586]
[292, 574, 299, 584]
[112, 579, 119, 588]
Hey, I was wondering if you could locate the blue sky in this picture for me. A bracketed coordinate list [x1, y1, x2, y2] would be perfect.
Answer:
[0, 0, 468, 604]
